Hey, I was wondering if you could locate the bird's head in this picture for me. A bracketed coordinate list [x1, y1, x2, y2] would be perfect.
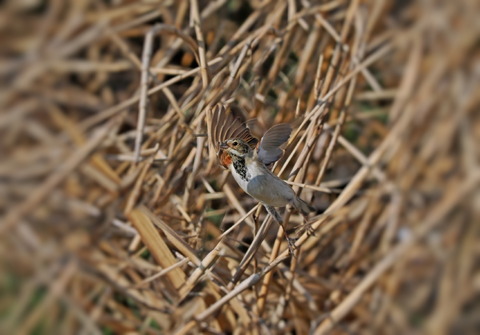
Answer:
[219, 139, 251, 158]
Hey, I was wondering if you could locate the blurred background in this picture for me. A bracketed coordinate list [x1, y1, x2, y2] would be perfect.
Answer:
[1, 0, 479, 334]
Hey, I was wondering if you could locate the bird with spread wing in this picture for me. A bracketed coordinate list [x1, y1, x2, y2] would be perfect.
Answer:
[207, 104, 313, 251]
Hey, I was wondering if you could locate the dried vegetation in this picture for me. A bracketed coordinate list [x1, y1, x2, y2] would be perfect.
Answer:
[1, 0, 479, 334]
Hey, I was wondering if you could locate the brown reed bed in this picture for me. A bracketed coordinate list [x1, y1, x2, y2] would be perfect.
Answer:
[1, 0, 479, 334]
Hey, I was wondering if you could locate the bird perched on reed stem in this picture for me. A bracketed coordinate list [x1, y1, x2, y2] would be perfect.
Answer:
[207, 104, 313, 252]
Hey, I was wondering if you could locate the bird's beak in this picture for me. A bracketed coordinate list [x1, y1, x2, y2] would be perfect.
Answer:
[219, 142, 228, 150]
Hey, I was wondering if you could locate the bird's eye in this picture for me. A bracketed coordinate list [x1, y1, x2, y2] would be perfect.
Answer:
[232, 141, 238, 146]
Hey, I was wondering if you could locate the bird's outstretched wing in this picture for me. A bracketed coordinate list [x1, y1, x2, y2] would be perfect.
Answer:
[206, 104, 258, 168]
[257, 123, 291, 165]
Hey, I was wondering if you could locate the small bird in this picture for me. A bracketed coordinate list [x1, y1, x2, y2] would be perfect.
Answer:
[207, 104, 313, 250]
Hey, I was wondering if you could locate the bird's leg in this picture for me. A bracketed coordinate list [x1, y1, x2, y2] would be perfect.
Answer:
[286, 203, 313, 237]
[264, 205, 296, 255]
[264, 204, 282, 223]
[296, 222, 315, 237]
[289, 199, 316, 237]
[296, 215, 315, 237]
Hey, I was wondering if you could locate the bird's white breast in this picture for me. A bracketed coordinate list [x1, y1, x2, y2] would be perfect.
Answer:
[229, 159, 254, 192]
